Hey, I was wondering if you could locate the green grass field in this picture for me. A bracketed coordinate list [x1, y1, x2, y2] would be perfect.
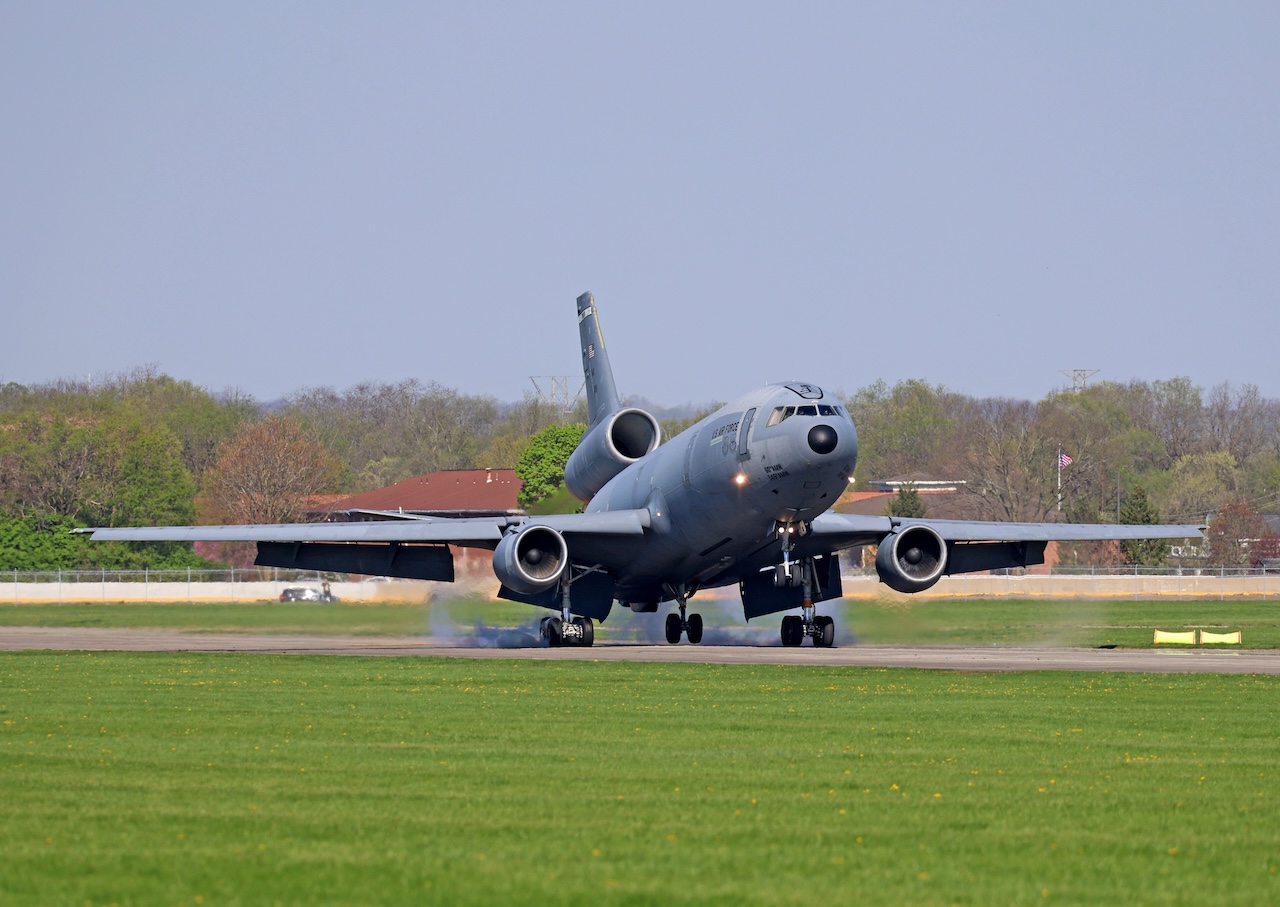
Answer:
[2, 653, 1278, 905]
[2, 597, 1278, 648]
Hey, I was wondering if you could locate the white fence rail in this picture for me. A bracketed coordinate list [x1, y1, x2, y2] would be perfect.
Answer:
[0, 568, 419, 603]
[842, 566, 1278, 600]
[0, 566, 1276, 602]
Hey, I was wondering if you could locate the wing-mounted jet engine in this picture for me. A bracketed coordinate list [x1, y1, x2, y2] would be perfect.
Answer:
[875, 524, 948, 593]
[493, 524, 568, 594]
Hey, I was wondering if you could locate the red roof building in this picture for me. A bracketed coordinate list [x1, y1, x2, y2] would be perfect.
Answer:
[329, 468, 524, 518]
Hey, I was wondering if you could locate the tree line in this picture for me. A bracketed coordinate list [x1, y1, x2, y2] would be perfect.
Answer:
[1, 369, 1276, 570]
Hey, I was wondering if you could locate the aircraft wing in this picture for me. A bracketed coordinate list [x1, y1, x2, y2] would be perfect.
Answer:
[76, 509, 651, 550]
[805, 512, 1205, 552]
[78, 510, 653, 584]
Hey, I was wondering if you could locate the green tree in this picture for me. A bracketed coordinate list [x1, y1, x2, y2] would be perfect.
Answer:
[0, 512, 211, 571]
[516, 424, 585, 508]
[1118, 485, 1167, 566]
[887, 484, 926, 518]
[846, 380, 961, 484]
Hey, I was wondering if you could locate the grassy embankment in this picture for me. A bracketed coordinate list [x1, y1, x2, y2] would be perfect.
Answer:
[2, 653, 1278, 905]
[1, 597, 1278, 647]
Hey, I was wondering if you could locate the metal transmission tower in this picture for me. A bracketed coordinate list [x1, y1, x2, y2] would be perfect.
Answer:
[530, 376, 584, 419]
[1059, 369, 1100, 393]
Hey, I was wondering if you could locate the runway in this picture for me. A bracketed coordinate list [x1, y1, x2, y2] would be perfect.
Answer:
[2, 627, 1278, 674]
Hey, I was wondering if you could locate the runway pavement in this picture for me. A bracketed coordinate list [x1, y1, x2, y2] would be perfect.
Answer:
[2, 627, 1278, 673]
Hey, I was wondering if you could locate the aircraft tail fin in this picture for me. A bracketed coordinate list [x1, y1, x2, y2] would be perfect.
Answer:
[577, 291, 620, 427]
[563, 291, 661, 500]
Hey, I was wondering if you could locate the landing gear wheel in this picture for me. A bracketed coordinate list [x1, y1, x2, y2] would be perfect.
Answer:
[686, 613, 704, 645]
[814, 615, 835, 648]
[573, 616, 594, 647]
[544, 616, 563, 647]
[781, 615, 803, 647]
[665, 612, 683, 644]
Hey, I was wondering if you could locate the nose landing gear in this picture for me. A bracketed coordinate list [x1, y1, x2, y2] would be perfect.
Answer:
[774, 521, 836, 647]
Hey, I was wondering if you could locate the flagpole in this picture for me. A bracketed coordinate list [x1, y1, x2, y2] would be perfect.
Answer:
[1057, 446, 1062, 513]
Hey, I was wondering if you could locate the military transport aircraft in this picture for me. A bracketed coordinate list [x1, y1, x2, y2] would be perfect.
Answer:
[82, 293, 1205, 648]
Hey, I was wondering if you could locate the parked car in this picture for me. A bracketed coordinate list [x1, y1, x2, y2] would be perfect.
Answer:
[280, 587, 322, 602]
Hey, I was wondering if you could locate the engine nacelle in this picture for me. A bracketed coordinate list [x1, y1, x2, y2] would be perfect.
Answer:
[563, 408, 661, 501]
[875, 525, 948, 593]
[493, 525, 569, 595]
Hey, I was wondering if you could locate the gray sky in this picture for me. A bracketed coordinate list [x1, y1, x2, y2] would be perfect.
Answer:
[3, 2, 1277, 406]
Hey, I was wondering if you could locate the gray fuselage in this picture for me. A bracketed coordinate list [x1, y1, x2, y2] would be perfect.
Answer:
[586, 382, 858, 603]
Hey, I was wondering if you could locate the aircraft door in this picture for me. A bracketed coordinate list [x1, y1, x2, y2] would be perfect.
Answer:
[737, 408, 756, 460]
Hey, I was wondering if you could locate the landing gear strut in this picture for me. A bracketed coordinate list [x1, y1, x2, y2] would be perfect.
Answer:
[663, 586, 703, 644]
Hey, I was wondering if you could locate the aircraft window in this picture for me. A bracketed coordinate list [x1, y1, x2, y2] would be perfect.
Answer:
[818, 404, 839, 416]
[766, 406, 796, 427]
[797, 405, 818, 417]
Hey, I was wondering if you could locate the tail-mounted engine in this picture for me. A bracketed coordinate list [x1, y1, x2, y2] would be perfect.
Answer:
[493, 525, 569, 595]
[563, 408, 661, 501]
[875, 525, 948, 593]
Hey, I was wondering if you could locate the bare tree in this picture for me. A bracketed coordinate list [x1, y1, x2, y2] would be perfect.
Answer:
[1206, 382, 1270, 465]
[199, 417, 343, 525]
[956, 398, 1058, 522]
[1148, 377, 1206, 464]
[1205, 498, 1273, 568]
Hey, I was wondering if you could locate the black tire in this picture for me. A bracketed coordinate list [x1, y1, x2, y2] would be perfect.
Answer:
[665, 612, 683, 645]
[781, 615, 802, 646]
[545, 616, 563, 647]
[815, 615, 835, 648]
[574, 616, 594, 647]
[686, 613, 704, 645]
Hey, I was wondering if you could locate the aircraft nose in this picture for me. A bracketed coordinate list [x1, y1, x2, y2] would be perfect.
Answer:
[807, 424, 839, 455]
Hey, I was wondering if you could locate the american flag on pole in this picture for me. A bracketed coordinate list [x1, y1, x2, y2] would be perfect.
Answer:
[1059, 451, 1074, 468]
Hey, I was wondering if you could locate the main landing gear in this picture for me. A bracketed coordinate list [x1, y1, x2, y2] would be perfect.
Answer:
[780, 612, 834, 647]
[663, 585, 703, 644]
[539, 614, 594, 647]
[539, 574, 594, 647]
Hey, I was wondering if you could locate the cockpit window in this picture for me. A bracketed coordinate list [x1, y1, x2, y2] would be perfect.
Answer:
[765, 406, 796, 427]
[767, 403, 844, 426]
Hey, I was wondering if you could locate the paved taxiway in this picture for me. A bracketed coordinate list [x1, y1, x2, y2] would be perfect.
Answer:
[2, 627, 1277, 674]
